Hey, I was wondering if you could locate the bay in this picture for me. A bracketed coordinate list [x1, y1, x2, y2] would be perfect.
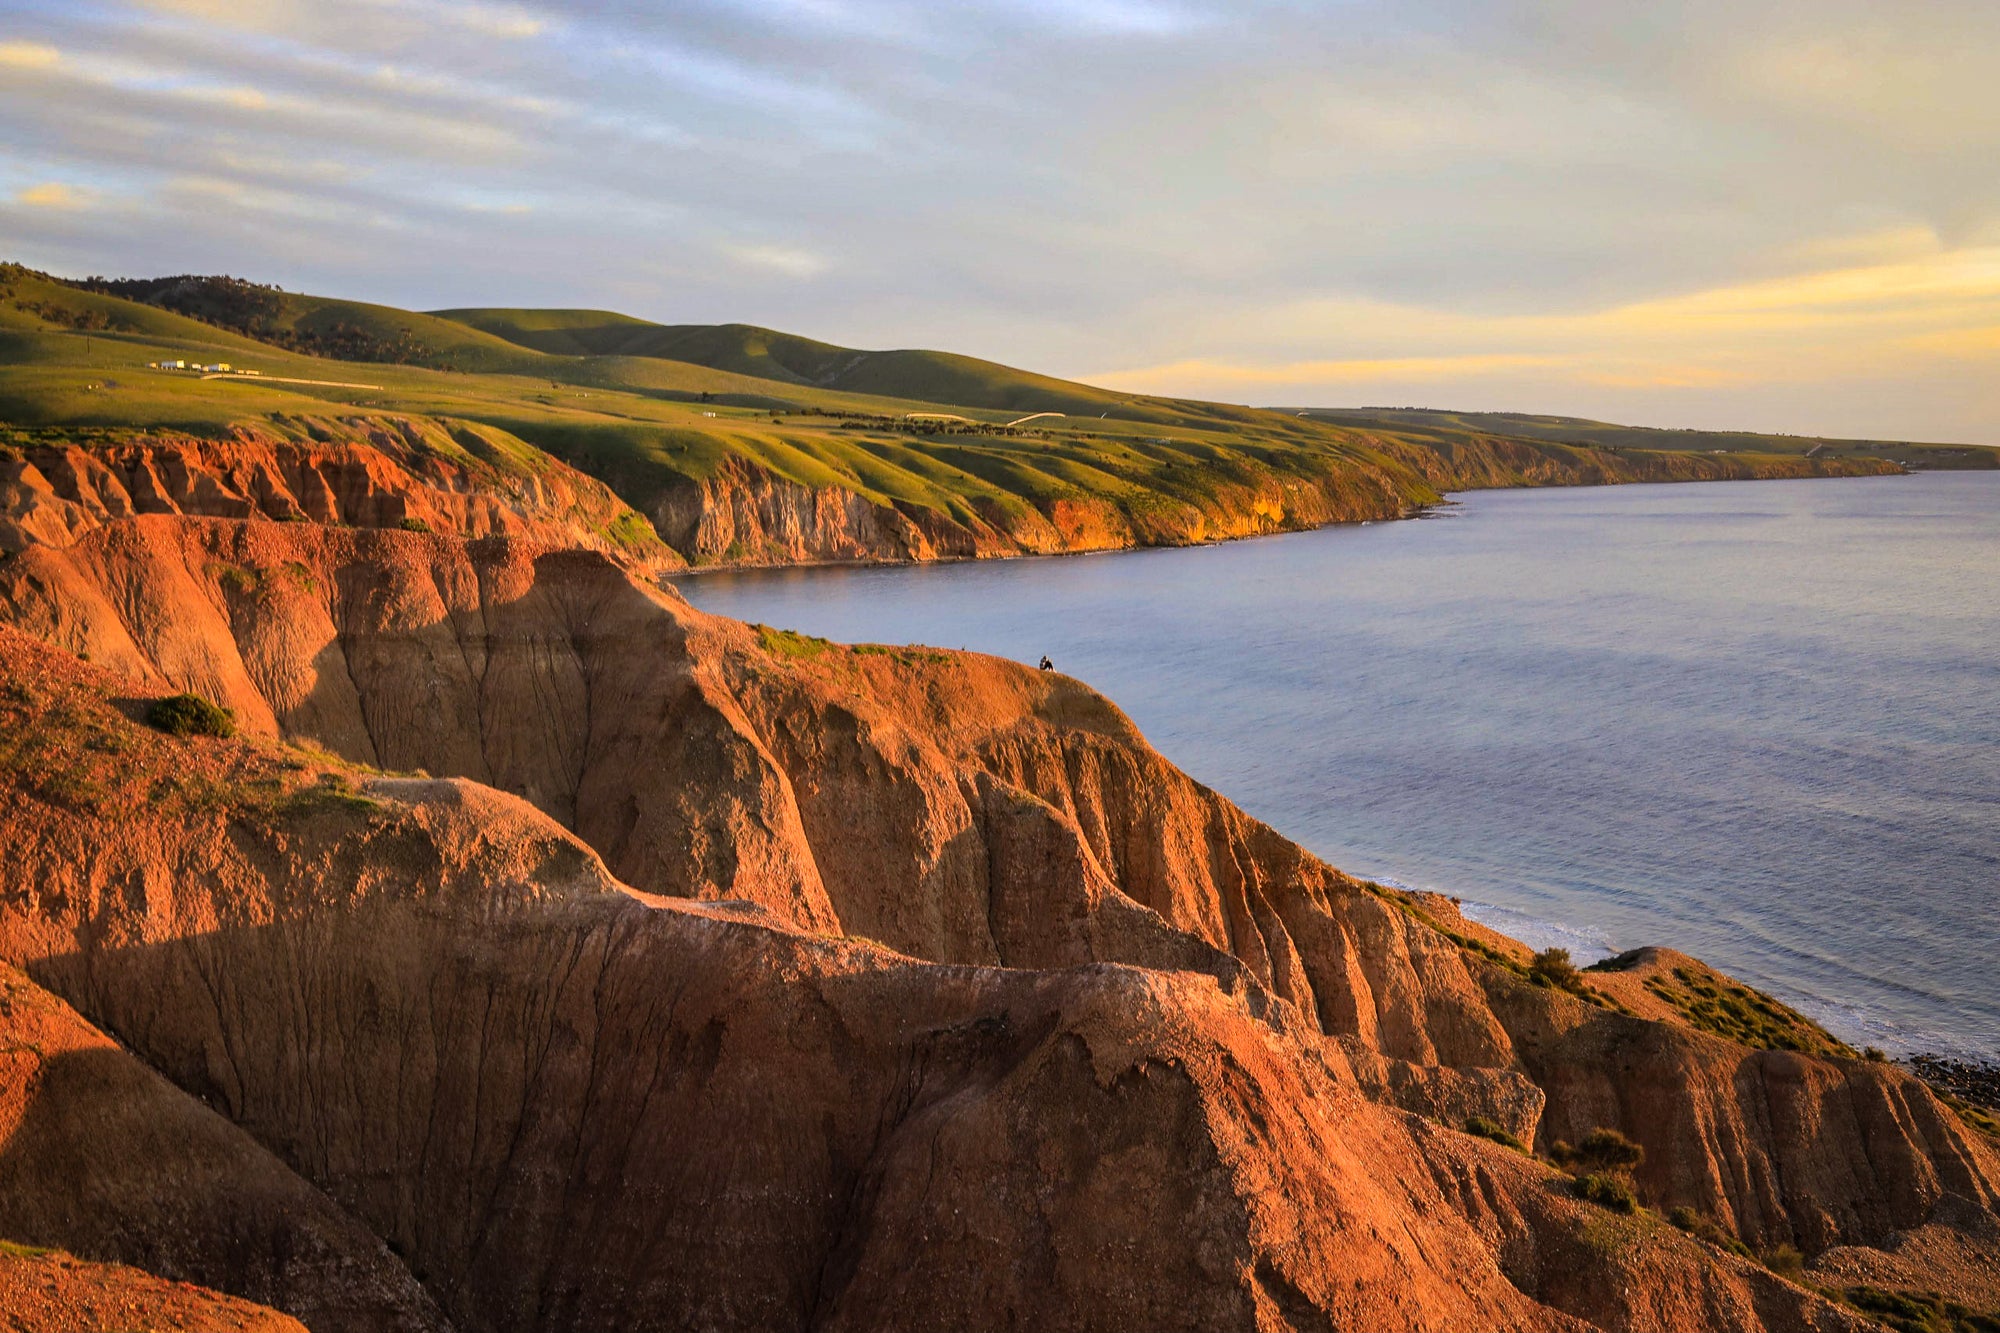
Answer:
[677, 472, 2000, 1059]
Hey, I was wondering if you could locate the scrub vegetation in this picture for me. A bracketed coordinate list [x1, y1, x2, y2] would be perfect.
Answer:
[1641, 964, 1853, 1058]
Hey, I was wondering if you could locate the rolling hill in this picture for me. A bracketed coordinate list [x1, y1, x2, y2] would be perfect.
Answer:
[2, 262, 1967, 570]
[435, 306, 1200, 419]
[1294, 407, 1998, 471]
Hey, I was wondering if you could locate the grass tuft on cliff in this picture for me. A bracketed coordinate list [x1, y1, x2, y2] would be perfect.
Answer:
[1463, 1117, 1528, 1153]
[0, 637, 389, 825]
[1643, 964, 1852, 1058]
[1840, 1285, 2000, 1333]
[145, 693, 236, 739]
[1669, 1206, 1754, 1259]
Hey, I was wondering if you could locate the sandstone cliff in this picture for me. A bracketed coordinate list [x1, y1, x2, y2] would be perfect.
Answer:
[0, 625, 1890, 1332]
[1, 509, 1994, 1331]
[646, 435, 1899, 570]
[1371, 433, 1906, 492]
[650, 446, 1439, 567]
[0, 417, 675, 570]
[0, 1246, 307, 1333]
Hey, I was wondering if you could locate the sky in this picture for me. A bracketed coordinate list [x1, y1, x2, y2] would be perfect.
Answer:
[2, 0, 1998, 443]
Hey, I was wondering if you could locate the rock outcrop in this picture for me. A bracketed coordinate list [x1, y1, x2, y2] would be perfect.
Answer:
[0, 1247, 307, 1333]
[0, 417, 675, 570]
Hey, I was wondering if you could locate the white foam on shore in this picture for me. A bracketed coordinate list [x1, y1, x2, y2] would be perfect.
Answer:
[1378, 877, 1994, 1063]
[1373, 876, 1620, 965]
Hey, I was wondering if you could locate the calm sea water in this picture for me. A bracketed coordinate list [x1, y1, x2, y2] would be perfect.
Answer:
[677, 473, 2000, 1060]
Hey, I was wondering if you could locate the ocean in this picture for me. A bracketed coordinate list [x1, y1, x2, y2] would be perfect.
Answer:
[676, 471, 2000, 1060]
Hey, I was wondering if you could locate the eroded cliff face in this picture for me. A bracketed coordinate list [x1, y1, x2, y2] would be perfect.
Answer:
[653, 449, 1438, 568]
[644, 438, 1901, 570]
[0, 632, 1885, 1332]
[1372, 434, 1905, 491]
[0, 417, 675, 570]
[2, 517, 1995, 1333]
[0, 965, 447, 1333]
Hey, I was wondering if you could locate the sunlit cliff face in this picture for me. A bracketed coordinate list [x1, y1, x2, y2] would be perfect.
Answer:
[3, 0, 1997, 441]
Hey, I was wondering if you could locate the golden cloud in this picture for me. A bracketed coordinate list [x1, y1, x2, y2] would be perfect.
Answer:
[14, 182, 87, 209]
[0, 41, 60, 68]
[1090, 235, 2000, 399]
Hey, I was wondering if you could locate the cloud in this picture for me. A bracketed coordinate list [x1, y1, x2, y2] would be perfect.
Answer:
[0, 41, 60, 67]
[13, 182, 88, 208]
[3, 0, 1998, 442]
[1090, 235, 2000, 419]
[1097, 353, 1571, 391]
[722, 243, 830, 278]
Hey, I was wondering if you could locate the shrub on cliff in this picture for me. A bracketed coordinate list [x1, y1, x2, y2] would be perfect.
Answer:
[1528, 946, 1589, 996]
[1841, 1283, 2000, 1333]
[1554, 1128, 1645, 1212]
[1669, 1206, 1754, 1259]
[1761, 1244, 1806, 1280]
[145, 693, 236, 739]
[1464, 1117, 1528, 1153]
[1552, 1127, 1644, 1175]
[1573, 1173, 1638, 1213]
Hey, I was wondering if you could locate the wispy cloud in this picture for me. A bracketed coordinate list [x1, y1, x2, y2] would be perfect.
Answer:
[0, 40, 61, 67]
[722, 243, 831, 278]
[13, 182, 90, 209]
[1, 0, 1997, 441]
[1094, 236, 2000, 417]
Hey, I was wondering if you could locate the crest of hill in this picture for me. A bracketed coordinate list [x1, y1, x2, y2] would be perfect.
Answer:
[432, 306, 1186, 419]
[61, 272, 550, 375]
[1296, 406, 1999, 469]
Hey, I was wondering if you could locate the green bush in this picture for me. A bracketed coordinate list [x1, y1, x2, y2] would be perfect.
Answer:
[1529, 946, 1589, 995]
[397, 516, 433, 533]
[1464, 1116, 1528, 1152]
[1668, 1205, 1754, 1259]
[1761, 1244, 1805, 1279]
[1574, 1173, 1638, 1213]
[1552, 1127, 1644, 1175]
[145, 693, 236, 739]
[1843, 1283, 2000, 1333]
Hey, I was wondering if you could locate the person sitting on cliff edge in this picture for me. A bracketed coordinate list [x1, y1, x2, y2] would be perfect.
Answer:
[1039, 655, 1054, 672]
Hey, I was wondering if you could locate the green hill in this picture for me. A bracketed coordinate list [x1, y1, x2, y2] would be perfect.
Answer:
[0, 261, 1958, 571]
[71, 275, 548, 374]
[1294, 407, 1997, 471]
[434, 308, 1211, 422]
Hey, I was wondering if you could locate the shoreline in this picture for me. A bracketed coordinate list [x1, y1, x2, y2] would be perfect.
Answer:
[677, 471, 1999, 1075]
[1909, 1054, 2000, 1112]
[665, 466, 1914, 580]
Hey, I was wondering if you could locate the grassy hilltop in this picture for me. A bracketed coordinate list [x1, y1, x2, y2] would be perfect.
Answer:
[2, 263, 1974, 568]
[1295, 407, 1998, 472]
